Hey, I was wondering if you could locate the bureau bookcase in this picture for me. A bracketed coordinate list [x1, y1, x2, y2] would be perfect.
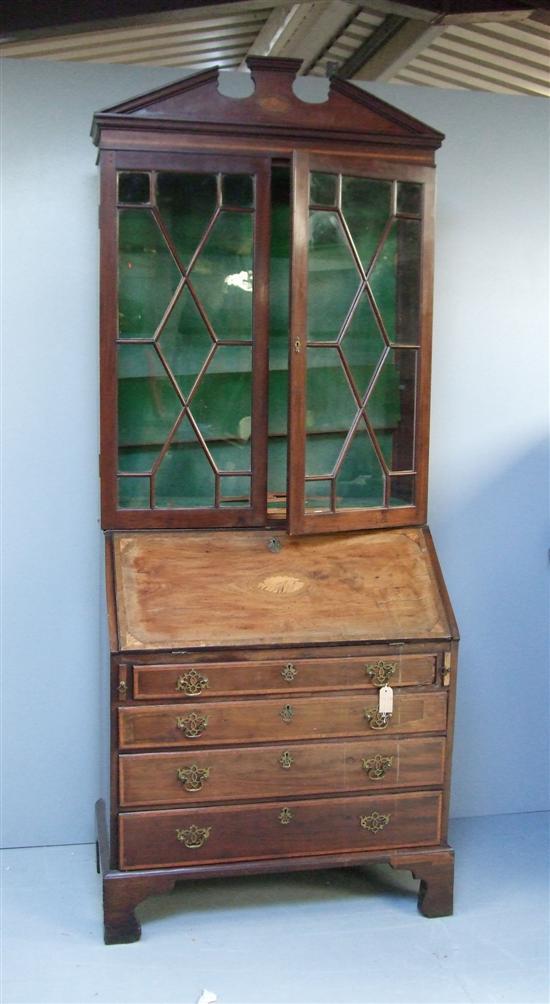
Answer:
[92, 57, 458, 944]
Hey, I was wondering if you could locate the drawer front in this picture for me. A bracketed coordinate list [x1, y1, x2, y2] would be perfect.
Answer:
[119, 736, 446, 807]
[118, 691, 448, 750]
[119, 790, 443, 869]
[131, 654, 437, 700]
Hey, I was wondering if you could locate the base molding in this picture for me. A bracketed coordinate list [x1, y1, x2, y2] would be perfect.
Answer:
[96, 800, 454, 944]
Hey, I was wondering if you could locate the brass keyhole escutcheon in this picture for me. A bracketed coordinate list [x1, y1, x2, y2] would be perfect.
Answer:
[279, 750, 294, 769]
[268, 537, 282, 553]
[280, 704, 294, 723]
[279, 807, 293, 825]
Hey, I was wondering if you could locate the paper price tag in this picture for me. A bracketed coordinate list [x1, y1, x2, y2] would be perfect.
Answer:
[378, 685, 393, 715]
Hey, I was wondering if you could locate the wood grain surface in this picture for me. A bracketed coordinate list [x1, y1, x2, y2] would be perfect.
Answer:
[118, 691, 447, 750]
[119, 736, 446, 807]
[131, 653, 437, 700]
[119, 790, 442, 869]
[112, 528, 451, 651]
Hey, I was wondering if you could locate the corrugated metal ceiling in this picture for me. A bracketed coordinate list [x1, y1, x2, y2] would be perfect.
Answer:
[1, 2, 548, 97]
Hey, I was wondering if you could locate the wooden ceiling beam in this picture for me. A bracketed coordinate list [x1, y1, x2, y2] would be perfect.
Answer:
[348, 15, 444, 79]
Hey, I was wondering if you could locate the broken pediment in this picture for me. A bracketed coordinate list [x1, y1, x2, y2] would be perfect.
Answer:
[92, 56, 444, 149]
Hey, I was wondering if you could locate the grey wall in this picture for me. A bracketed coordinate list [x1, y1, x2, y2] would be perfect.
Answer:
[1, 58, 548, 848]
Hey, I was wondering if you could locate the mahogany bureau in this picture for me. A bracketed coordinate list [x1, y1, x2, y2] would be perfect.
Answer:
[92, 58, 458, 943]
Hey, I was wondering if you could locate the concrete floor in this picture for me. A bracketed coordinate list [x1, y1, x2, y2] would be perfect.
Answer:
[2, 812, 548, 1004]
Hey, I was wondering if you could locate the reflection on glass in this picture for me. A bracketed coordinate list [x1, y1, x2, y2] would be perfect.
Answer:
[220, 474, 251, 507]
[155, 420, 215, 508]
[156, 172, 217, 267]
[191, 212, 253, 340]
[369, 219, 421, 345]
[118, 477, 150, 509]
[389, 474, 415, 507]
[222, 174, 254, 208]
[117, 343, 181, 474]
[397, 182, 422, 216]
[118, 210, 181, 338]
[367, 349, 416, 472]
[341, 294, 385, 399]
[268, 167, 290, 510]
[335, 425, 384, 508]
[183, 345, 252, 470]
[307, 212, 360, 342]
[305, 479, 332, 511]
[342, 177, 391, 272]
[118, 172, 150, 204]
[310, 173, 337, 206]
[159, 287, 213, 399]
[306, 347, 357, 477]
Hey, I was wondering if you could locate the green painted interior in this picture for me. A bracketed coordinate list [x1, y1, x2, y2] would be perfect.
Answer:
[116, 166, 421, 514]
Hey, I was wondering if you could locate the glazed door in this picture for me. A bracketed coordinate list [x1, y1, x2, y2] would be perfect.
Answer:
[100, 151, 270, 529]
[287, 152, 435, 535]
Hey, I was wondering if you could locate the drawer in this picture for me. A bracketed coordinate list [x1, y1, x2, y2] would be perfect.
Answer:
[118, 691, 447, 750]
[119, 736, 446, 807]
[119, 790, 443, 869]
[129, 654, 437, 700]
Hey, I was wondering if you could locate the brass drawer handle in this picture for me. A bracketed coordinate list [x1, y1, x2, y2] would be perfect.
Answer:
[280, 704, 294, 723]
[279, 807, 293, 825]
[360, 811, 391, 833]
[279, 750, 294, 769]
[176, 669, 209, 696]
[364, 708, 392, 731]
[362, 754, 394, 780]
[176, 764, 210, 792]
[175, 824, 211, 849]
[176, 711, 209, 738]
[281, 662, 297, 682]
[365, 660, 396, 687]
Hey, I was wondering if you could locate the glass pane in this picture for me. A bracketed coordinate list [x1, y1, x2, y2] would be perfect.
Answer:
[306, 346, 357, 433]
[118, 172, 150, 204]
[220, 474, 251, 507]
[305, 480, 332, 512]
[117, 343, 182, 474]
[222, 174, 254, 208]
[367, 348, 417, 472]
[158, 287, 213, 399]
[341, 294, 386, 400]
[310, 173, 337, 206]
[397, 182, 422, 216]
[156, 172, 217, 268]
[389, 474, 415, 507]
[118, 210, 181, 339]
[268, 166, 290, 510]
[186, 345, 252, 471]
[342, 177, 392, 272]
[306, 347, 357, 477]
[155, 419, 215, 508]
[307, 211, 360, 342]
[369, 219, 421, 345]
[118, 476, 150, 509]
[335, 425, 384, 509]
[191, 212, 253, 341]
